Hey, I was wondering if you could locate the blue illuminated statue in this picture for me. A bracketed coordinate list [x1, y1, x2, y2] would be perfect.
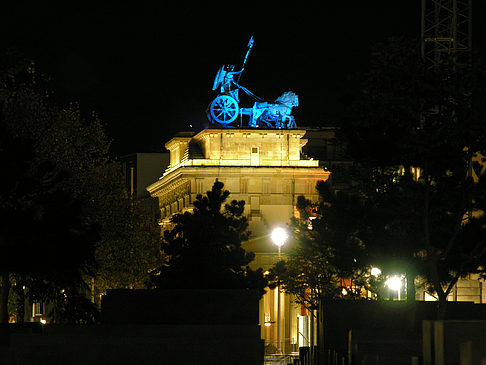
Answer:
[207, 36, 298, 129]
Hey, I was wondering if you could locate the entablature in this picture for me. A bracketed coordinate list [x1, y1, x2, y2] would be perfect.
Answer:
[161, 128, 320, 176]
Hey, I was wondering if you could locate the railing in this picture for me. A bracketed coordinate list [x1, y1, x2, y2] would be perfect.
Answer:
[300, 346, 320, 365]
[264, 346, 321, 365]
[264, 354, 297, 364]
[326, 349, 346, 365]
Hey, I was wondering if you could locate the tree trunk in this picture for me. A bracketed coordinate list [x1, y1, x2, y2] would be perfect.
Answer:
[12, 282, 25, 323]
[0, 272, 11, 324]
[406, 273, 416, 303]
[437, 293, 448, 320]
[310, 308, 315, 347]
[17, 292, 25, 323]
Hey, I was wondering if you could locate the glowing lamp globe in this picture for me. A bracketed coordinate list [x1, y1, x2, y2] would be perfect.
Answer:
[370, 267, 382, 277]
[271, 227, 288, 248]
[385, 276, 402, 291]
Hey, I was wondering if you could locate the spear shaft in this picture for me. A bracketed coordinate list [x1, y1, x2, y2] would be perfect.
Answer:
[237, 35, 254, 83]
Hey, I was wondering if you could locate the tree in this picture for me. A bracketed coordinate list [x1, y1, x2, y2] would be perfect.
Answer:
[0, 119, 99, 323]
[339, 37, 486, 317]
[270, 249, 339, 313]
[271, 182, 373, 312]
[0, 58, 162, 308]
[93, 184, 161, 294]
[152, 180, 267, 297]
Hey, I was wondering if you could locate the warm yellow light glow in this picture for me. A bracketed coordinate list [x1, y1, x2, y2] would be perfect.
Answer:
[264, 313, 272, 327]
[40, 319, 46, 325]
[271, 227, 288, 247]
[371, 267, 382, 277]
[385, 276, 402, 291]
[424, 292, 438, 301]
[307, 216, 316, 230]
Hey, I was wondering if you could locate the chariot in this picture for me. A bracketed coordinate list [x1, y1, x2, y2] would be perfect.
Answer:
[207, 36, 298, 129]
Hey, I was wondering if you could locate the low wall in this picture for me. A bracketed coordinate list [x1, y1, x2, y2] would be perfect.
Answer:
[0, 289, 264, 365]
[349, 328, 421, 365]
[320, 300, 486, 365]
[101, 288, 260, 325]
[423, 320, 486, 365]
[459, 339, 486, 365]
[0, 323, 263, 365]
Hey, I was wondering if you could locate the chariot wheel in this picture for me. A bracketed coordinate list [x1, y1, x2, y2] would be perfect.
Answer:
[209, 95, 239, 124]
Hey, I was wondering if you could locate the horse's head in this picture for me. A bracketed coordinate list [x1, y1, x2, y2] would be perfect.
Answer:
[276, 91, 299, 107]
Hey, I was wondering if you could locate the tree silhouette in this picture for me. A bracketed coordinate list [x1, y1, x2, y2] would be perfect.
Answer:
[340, 37, 486, 317]
[0, 57, 161, 305]
[0, 118, 99, 323]
[152, 180, 267, 297]
[270, 182, 373, 311]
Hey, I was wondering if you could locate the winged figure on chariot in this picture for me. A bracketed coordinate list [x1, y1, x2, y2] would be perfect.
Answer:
[207, 36, 298, 129]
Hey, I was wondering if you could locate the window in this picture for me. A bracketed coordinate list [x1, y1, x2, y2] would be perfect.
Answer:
[251, 147, 259, 166]
[250, 196, 260, 212]
[33, 302, 44, 316]
[241, 179, 248, 193]
[263, 179, 270, 194]
[196, 179, 203, 194]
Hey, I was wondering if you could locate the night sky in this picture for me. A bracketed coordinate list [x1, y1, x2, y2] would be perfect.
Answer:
[1, 2, 484, 156]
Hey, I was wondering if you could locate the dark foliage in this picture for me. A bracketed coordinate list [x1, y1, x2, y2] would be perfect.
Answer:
[152, 180, 267, 297]
[270, 181, 373, 310]
[0, 56, 161, 314]
[0, 117, 99, 323]
[338, 37, 486, 314]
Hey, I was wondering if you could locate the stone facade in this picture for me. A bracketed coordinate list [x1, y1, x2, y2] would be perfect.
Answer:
[147, 128, 329, 251]
[147, 128, 329, 354]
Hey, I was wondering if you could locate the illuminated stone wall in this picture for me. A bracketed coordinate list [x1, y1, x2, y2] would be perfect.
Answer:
[146, 128, 329, 354]
[147, 128, 329, 243]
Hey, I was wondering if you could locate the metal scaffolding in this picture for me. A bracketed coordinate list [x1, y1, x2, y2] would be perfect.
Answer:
[421, 0, 472, 68]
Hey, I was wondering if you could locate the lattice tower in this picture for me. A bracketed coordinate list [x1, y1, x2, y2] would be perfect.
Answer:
[421, 0, 472, 69]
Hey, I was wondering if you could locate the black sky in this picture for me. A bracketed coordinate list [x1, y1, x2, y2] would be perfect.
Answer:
[1, 2, 484, 156]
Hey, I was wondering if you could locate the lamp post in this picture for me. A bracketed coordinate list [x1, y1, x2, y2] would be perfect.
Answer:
[271, 227, 288, 354]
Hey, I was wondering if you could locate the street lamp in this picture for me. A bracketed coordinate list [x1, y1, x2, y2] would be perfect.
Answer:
[385, 276, 402, 300]
[271, 227, 288, 354]
[271, 227, 288, 260]
[370, 267, 382, 277]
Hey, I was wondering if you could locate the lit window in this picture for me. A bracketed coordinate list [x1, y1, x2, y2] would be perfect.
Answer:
[33, 302, 44, 316]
